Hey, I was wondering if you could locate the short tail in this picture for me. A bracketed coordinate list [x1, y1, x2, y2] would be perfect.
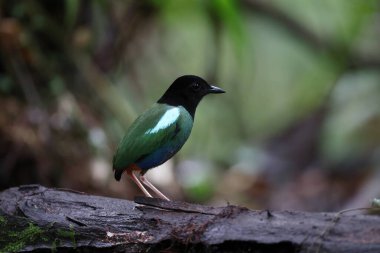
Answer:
[114, 164, 142, 181]
[112, 154, 124, 181]
[113, 167, 123, 181]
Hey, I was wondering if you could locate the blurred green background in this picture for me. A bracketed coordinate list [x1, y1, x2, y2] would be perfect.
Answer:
[1, 0, 379, 211]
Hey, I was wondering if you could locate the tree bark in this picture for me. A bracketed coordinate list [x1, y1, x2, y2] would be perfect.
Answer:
[0, 185, 379, 252]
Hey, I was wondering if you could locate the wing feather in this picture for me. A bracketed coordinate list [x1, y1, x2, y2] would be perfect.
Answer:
[113, 105, 182, 180]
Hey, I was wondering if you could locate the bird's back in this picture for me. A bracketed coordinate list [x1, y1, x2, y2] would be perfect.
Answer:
[113, 104, 193, 180]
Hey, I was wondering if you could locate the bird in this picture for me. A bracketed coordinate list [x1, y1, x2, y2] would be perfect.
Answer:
[112, 75, 225, 200]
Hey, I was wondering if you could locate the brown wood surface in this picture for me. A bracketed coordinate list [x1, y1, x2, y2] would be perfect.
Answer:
[0, 185, 379, 252]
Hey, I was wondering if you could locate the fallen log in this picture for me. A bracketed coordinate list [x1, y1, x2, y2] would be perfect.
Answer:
[0, 185, 379, 252]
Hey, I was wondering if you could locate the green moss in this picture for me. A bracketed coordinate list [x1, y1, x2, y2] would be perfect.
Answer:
[0, 220, 77, 252]
[0, 216, 6, 225]
[51, 238, 59, 253]
[1, 223, 45, 253]
[52, 225, 77, 250]
[57, 224, 76, 249]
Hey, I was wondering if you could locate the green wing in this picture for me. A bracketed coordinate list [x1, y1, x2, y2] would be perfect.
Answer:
[113, 104, 192, 180]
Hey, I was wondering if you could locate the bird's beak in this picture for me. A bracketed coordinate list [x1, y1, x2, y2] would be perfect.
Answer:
[208, 85, 225, 94]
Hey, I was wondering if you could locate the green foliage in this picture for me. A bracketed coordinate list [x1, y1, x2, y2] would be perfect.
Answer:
[211, 0, 246, 51]
[321, 71, 380, 164]
[64, 0, 79, 30]
[185, 180, 215, 202]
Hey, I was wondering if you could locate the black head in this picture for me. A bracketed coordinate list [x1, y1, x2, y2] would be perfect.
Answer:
[157, 75, 225, 118]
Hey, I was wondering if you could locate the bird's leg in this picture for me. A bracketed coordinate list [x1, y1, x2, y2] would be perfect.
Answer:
[139, 174, 170, 201]
[126, 170, 153, 198]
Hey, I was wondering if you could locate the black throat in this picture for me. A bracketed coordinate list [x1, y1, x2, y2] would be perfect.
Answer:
[157, 95, 199, 119]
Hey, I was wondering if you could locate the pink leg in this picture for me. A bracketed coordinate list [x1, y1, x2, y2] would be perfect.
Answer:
[139, 175, 170, 201]
[127, 170, 152, 198]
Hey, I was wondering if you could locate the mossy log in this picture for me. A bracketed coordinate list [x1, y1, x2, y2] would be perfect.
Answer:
[0, 185, 379, 252]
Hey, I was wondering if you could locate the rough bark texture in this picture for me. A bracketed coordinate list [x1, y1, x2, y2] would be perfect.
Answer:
[0, 185, 379, 252]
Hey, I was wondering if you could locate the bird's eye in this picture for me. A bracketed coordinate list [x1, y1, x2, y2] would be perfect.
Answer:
[191, 82, 200, 91]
